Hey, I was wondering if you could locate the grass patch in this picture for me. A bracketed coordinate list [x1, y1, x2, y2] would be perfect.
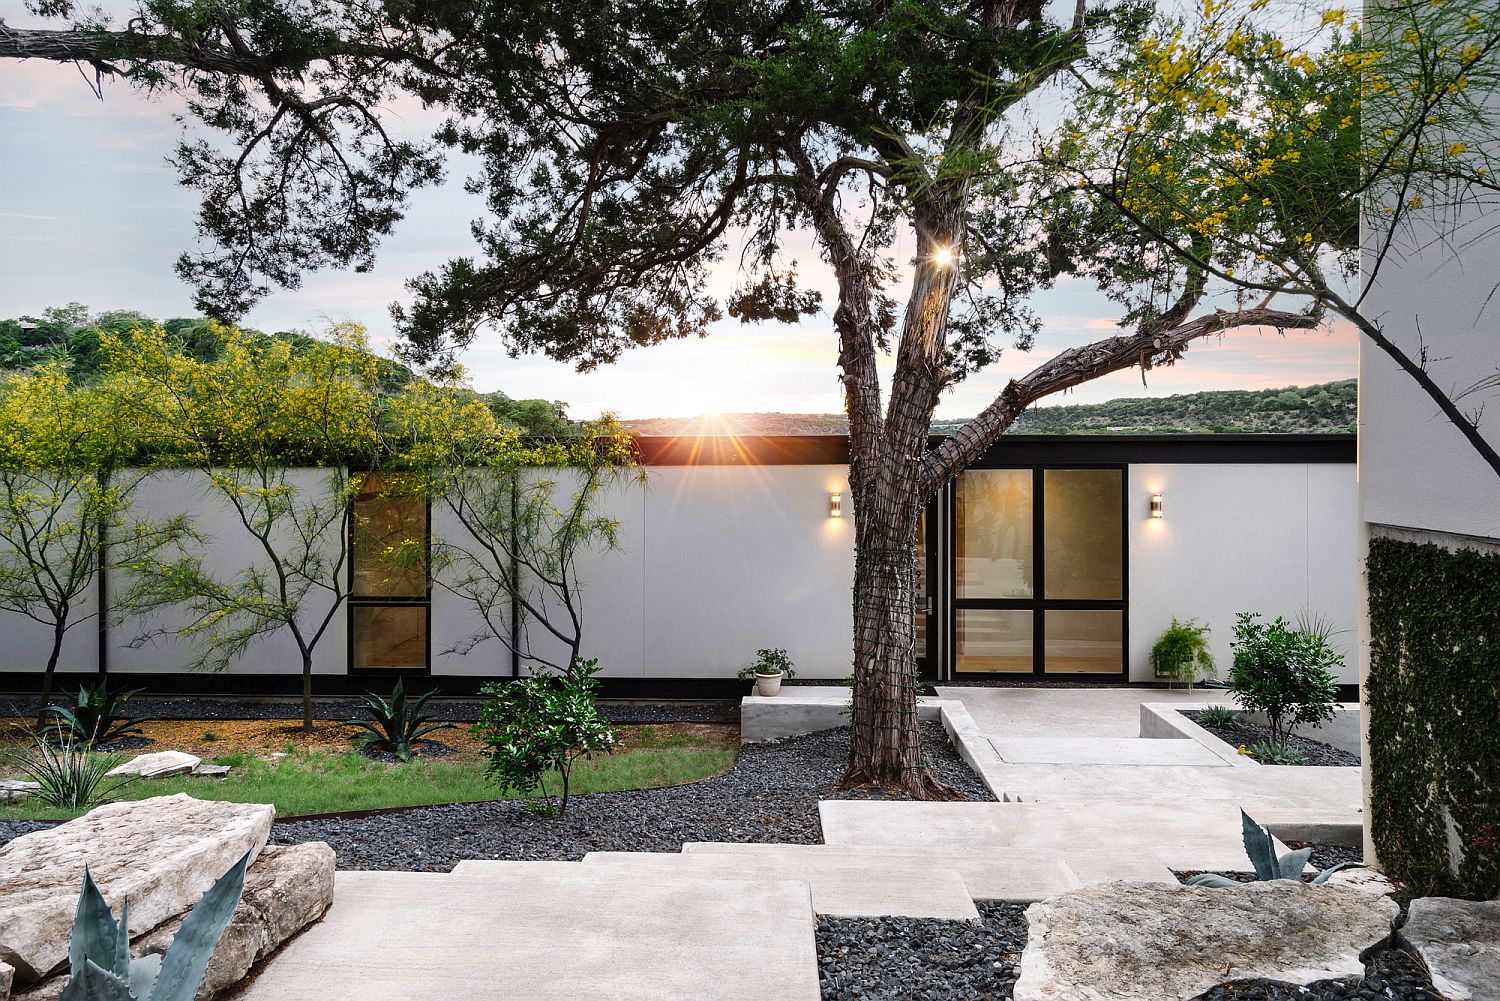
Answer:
[0, 739, 736, 822]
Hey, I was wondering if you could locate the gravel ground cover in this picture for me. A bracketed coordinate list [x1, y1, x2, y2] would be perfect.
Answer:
[0, 696, 739, 725]
[816, 903, 1440, 1001]
[1185, 711, 1360, 766]
[263, 721, 990, 869]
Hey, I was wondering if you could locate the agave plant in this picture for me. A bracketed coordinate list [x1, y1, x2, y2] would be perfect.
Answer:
[1187, 810, 1365, 888]
[346, 679, 453, 762]
[59, 849, 250, 1001]
[49, 682, 151, 747]
[1, 731, 131, 809]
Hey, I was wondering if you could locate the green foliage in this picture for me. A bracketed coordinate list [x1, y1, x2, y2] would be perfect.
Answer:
[346, 679, 454, 762]
[737, 648, 797, 682]
[1, 732, 131, 809]
[1228, 612, 1340, 749]
[48, 683, 151, 747]
[473, 658, 618, 817]
[1149, 618, 1216, 686]
[1247, 741, 1306, 767]
[997, 381, 1357, 435]
[60, 850, 249, 1001]
[1195, 705, 1240, 731]
[1367, 537, 1500, 899]
[1185, 810, 1362, 888]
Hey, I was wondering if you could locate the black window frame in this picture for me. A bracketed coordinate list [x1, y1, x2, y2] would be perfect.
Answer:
[346, 473, 433, 677]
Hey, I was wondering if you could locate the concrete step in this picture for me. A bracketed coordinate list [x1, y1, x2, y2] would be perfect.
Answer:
[681, 842, 1177, 898]
[578, 850, 979, 919]
[818, 799, 1296, 874]
[232, 865, 821, 1001]
[989, 736, 1230, 767]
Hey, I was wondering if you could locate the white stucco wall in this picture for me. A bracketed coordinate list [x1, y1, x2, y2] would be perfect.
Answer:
[0, 474, 101, 675]
[1128, 463, 1360, 683]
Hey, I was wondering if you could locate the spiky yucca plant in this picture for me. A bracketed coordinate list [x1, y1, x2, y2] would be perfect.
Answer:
[346, 678, 453, 762]
[60, 850, 250, 1001]
[1187, 810, 1363, 888]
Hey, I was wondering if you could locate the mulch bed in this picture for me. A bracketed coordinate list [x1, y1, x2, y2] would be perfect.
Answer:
[1185, 711, 1360, 766]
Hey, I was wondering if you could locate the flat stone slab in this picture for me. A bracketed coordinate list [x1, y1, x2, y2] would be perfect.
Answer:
[231, 864, 820, 1001]
[106, 751, 201, 779]
[935, 686, 1211, 739]
[682, 842, 1176, 899]
[819, 799, 1299, 874]
[0, 794, 272, 984]
[574, 852, 978, 919]
[989, 736, 1229, 767]
[0, 782, 38, 804]
[1015, 880, 1399, 1001]
[1403, 896, 1500, 1000]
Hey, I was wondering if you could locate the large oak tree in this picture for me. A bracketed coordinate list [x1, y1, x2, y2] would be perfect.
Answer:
[2, 0, 1321, 793]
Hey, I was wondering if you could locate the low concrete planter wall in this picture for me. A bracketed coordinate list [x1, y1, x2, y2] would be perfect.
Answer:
[1141, 702, 1362, 765]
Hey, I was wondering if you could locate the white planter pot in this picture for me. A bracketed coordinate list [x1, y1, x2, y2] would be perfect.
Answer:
[754, 673, 784, 697]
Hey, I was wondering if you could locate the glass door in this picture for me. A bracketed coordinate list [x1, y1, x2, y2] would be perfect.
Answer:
[951, 466, 1126, 677]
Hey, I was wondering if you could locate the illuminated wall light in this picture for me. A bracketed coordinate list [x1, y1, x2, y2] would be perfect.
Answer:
[1150, 492, 1164, 519]
[829, 492, 843, 518]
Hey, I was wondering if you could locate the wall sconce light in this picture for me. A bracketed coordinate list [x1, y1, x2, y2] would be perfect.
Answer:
[829, 492, 843, 518]
[1150, 492, 1164, 519]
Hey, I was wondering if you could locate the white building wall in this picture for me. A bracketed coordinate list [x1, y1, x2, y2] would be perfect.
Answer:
[0, 474, 101, 675]
[107, 468, 348, 677]
[1128, 462, 1360, 683]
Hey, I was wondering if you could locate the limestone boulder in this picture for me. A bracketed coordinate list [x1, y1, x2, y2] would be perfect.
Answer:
[106, 751, 201, 780]
[15, 843, 336, 1001]
[1014, 879, 1398, 1001]
[1402, 896, 1500, 1001]
[0, 795, 273, 985]
[1, 960, 13, 1001]
[0, 782, 38, 804]
[1321, 867, 1397, 897]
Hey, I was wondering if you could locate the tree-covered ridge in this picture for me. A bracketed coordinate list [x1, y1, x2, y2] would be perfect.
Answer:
[625, 380, 1357, 437]
[0, 304, 572, 438]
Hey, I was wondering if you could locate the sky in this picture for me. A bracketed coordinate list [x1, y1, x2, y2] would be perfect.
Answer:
[0, 8, 1357, 421]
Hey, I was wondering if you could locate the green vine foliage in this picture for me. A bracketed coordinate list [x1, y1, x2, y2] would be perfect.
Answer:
[1367, 537, 1500, 899]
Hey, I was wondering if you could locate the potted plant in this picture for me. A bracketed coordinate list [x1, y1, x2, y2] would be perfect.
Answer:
[1149, 618, 1216, 688]
[738, 647, 796, 697]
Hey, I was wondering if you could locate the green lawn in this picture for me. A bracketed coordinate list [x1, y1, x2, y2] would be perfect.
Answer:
[0, 741, 737, 822]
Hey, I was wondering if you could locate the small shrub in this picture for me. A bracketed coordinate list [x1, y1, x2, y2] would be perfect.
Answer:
[1228, 612, 1341, 750]
[48, 681, 151, 747]
[346, 678, 454, 762]
[473, 657, 617, 816]
[60, 849, 249, 1001]
[201, 730, 218, 742]
[1, 731, 132, 809]
[1150, 619, 1216, 687]
[736, 648, 797, 682]
[1248, 741, 1307, 766]
[1195, 705, 1241, 730]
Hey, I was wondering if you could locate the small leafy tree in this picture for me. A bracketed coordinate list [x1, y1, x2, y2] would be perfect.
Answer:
[108, 323, 386, 732]
[472, 657, 617, 817]
[389, 379, 639, 672]
[0, 363, 180, 725]
[1228, 612, 1341, 750]
[1149, 618, 1216, 688]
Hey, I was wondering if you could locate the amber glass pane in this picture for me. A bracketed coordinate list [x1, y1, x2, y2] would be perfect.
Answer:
[956, 469, 1033, 598]
[353, 472, 427, 597]
[1044, 610, 1123, 674]
[1042, 469, 1123, 600]
[956, 609, 1033, 673]
[352, 605, 427, 670]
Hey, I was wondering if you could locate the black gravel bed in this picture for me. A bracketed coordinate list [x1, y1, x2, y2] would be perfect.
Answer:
[819, 902, 1027, 1000]
[266, 721, 991, 870]
[353, 739, 457, 763]
[1186, 711, 1360, 766]
[817, 905, 1438, 1001]
[1, 696, 739, 725]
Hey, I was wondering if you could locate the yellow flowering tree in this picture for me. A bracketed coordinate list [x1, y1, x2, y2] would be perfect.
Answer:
[1055, 0, 1500, 474]
[387, 375, 640, 673]
[0, 364, 183, 724]
[108, 322, 386, 732]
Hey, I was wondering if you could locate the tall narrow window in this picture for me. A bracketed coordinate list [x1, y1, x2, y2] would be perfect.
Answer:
[349, 473, 430, 673]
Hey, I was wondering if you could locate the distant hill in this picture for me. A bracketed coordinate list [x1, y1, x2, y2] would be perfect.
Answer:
[626, 380, 1358, 436]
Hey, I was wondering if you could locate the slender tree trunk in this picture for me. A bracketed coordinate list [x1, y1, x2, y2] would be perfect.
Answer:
[35, 623, 65, 729]
[301, 652, 314, 734]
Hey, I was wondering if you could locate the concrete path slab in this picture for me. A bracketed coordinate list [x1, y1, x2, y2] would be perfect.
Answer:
[818, 799, 1298, 873]
[935, 686, 1208, 739]
[989, 736, 1229, 767]
[231, 865, 821, 1001]
[577, 851, 979, 919]
[682, 842, 1178, 899]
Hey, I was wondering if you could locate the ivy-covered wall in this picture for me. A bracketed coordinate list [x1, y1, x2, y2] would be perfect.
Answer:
[1367, 535, 1500, 899]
